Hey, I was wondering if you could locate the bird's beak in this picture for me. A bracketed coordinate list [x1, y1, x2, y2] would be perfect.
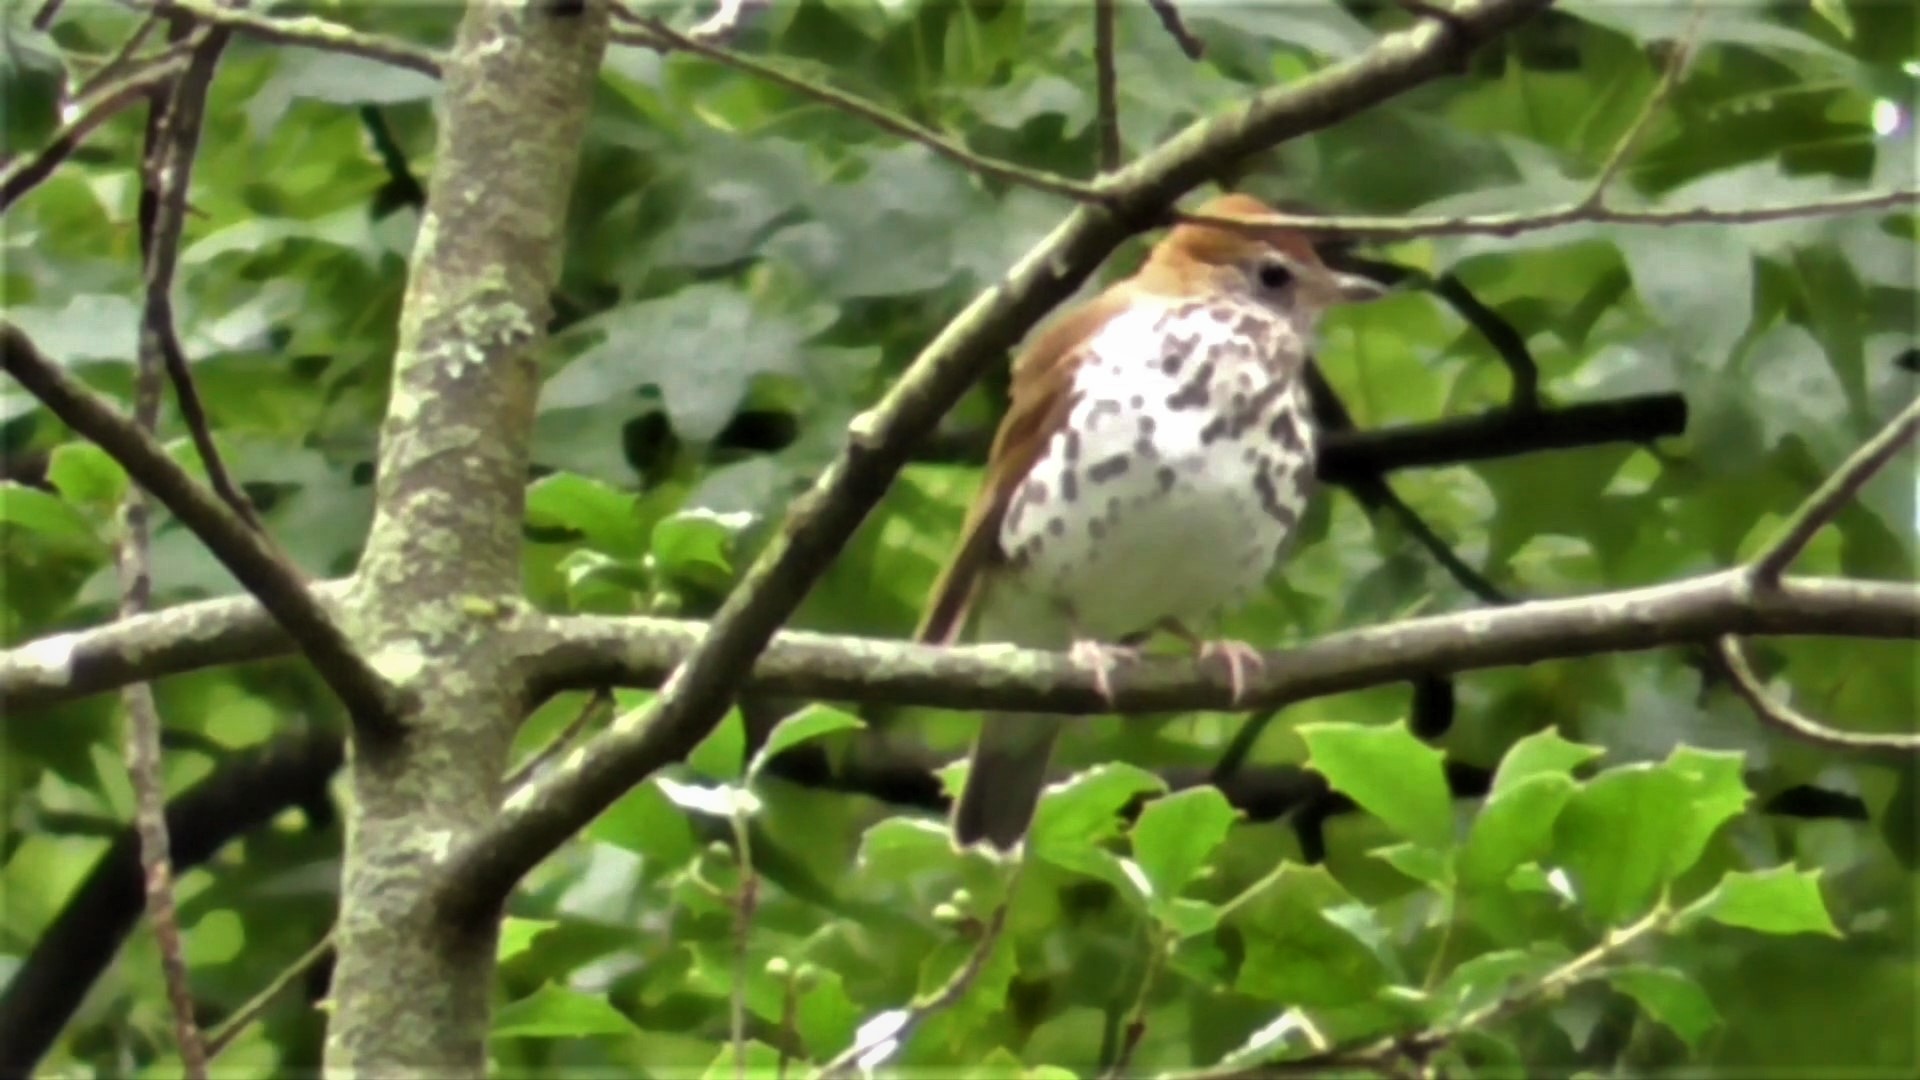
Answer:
[1316, 270, 1389, 307]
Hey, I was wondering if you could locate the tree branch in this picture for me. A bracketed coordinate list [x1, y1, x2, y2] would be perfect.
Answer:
[1177, 187, 1920, 242]
[609, 16, 1101, 201]
[431, 0, 1559, 927]
[1751, 395, 1920, 586]
[1714, 637, 1918, 761]
[518, 572, 1915, 714]
[0, 47, 191, 214]
[0, 325, 402, 741]
[1145, 0, 1206, 60]
[164, 0, 442, 77]
[1094, 0, 1122, 173]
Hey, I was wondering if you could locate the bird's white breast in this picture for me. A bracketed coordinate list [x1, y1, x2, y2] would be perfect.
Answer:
[993, 296, 1317, 642]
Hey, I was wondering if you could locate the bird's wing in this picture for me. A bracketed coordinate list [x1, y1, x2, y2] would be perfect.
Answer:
[914, 287, 1139, 645]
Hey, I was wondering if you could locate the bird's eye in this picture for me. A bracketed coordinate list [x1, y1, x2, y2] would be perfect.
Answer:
[1256, 259, 1295, 290]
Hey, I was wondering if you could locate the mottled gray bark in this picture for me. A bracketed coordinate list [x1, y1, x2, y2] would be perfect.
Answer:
[321, 3, 607, 1073]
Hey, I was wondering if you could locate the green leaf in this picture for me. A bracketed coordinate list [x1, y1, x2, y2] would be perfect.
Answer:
[45, 443, 128, 509]
[1130, 786, 1237, 901]
[1490, 730, 1605, 795]
[1460, 774, 1577, 889]
[1678, 867, 1840, 937]
[525, 472, 648, 556]
[1234, 866, 1390, 1007]
[1373, 841, 1454, 888]
[497, 917, 555, 964]
[1157, 897, 1223, 939]
[1660, 746, 1752, 877]
[1436, 946, 1569, 1016]
[687, 707, 746, 780]
[1555, 765, 1693, 923]
[491, 986, 638, 1038]
[747, 704, 866, 779]
[0, 483, 105, 555]
[1029, 763, 1166, 872]
[1300, 721, 1454, 849]
[699, 1040, 783, 1078]
[650, 510, 745, 594]
[1552, 751, 1747, 925]
[1609, 965, 1721, 1050]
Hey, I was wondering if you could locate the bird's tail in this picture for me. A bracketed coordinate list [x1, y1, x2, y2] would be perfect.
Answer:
[951, 712, 1063, 851]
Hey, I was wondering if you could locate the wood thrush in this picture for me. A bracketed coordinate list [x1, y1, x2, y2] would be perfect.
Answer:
[919, 193, 1385, 850]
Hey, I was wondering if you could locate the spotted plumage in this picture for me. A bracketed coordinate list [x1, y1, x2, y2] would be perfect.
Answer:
[918, 193, 1385, 850]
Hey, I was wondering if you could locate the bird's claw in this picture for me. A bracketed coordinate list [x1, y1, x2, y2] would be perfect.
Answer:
[1199, 639, 1266, 706]
[1070, 639, 1138, 706]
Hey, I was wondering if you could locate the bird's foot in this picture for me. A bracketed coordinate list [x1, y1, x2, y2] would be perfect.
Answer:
[1069, 639, 1139, 706]
[1159, 619, 1266, 705]
[1199, 639, 1266, 705]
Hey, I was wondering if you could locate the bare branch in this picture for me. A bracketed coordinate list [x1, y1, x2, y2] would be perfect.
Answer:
[165, 0, 442, 77]
[1753, 395, 1920, 586]
[0, 48, 191, 214]
[1176, 187, 1920, 242]
[609, 16, 1101, 201]
[0, 325, 402, 741]
[1145, 0, 1206, 60]
[817, 905, 1011, 1078]
[1714, 637, 1918, 760]
[138, 26, 261, 532]
[1094, 0, 1122, 172]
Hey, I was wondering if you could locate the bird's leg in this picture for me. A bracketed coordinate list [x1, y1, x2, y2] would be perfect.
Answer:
[1158, 618, 1266, 705]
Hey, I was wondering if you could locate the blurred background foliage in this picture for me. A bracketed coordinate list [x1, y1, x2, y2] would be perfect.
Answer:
[0, 0, 1915, 1074]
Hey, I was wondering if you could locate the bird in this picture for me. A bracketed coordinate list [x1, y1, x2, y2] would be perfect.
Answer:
[917, 192, 1385, 851]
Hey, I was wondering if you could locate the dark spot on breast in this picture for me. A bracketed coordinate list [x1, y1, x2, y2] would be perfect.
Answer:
[1269, 410, 1304, 449]
[1199, 414, 1228, 444]
[1048, 517, 1065, 537]
[1062, 428, 1083, 463]
[1088, 454, 1132, 483]
[1156, 465, 1177, 492]
[1061, 467, 1078, 503]
[1088, 397, 1124, 422]
[1129, 394, 1145, 409]
[1235, 313, 1272, 339]
[1005, 490, 1030, 534]
[1089, 518, 1105, 540]
[1167, 358, 1216, 409]
[1253, 469, 1299, 529]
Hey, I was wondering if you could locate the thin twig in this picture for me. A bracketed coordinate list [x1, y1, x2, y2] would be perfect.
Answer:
[138, 27, 261, 532]
[1177, 905, 1673, 1078]
[814, 905, 1010, 1078]
[1145, 0, 1206, 59]
[0, 49, 192, 214]
[0, 325, 403, 742]
[1176, 187, 1920, 241]
[1094, 0, 1122, 173]
[1582, 5, 1704, 207]
[119, 223, 208, 1080]
[504, 689, 614, 788]
[71, 9, 164, 100]
[201, 932, 333, 1058]
[729, 812, 758, 1078]
[1713, 637, 1918, 760]
[1752, 396, 1920, 586]
[610, 16, 1102, 201]
[164, 0, 442, 77]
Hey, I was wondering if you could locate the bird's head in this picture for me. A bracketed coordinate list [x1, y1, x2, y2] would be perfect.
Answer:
[1141, 193, 1385, 319]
